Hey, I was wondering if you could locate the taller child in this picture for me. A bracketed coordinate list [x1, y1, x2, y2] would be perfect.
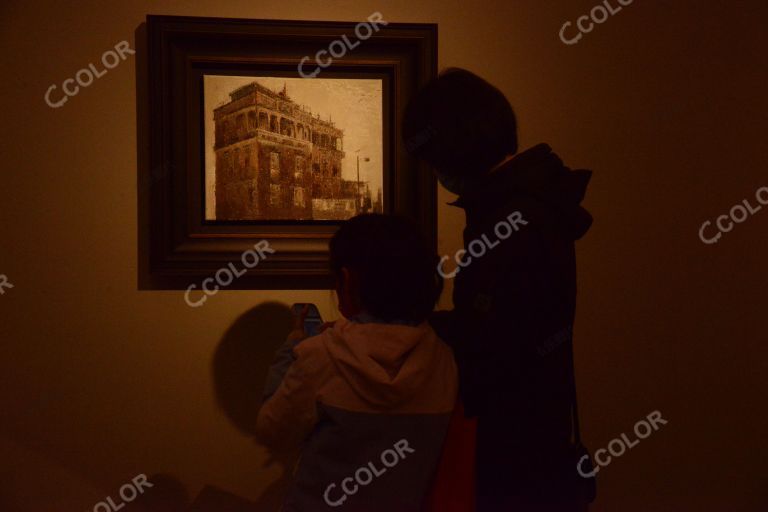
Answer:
[403, 68, 594, 512]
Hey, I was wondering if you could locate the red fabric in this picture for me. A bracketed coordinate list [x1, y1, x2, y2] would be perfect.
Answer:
[424, 400, 477, 512]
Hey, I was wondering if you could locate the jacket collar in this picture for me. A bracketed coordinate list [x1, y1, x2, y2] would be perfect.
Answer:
[450, 143, 554, 210]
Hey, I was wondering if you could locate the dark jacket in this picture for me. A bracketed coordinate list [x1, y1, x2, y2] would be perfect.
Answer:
[431, 143, 592, 506]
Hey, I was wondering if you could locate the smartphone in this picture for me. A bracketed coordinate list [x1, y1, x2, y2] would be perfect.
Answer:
[291, 303, 323, 338]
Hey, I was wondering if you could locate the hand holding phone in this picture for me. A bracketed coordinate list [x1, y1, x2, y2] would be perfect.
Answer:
[291, 303, 324, 339]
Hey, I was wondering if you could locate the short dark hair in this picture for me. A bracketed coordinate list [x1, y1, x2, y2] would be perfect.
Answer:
[402, 67, 518, 177]
[329, 214, 442, 323]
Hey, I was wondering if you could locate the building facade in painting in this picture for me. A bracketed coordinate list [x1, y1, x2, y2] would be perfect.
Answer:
[213, 81, 377, 220]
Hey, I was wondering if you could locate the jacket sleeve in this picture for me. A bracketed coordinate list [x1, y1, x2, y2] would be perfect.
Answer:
[262, 329, 308, 400]
[429, 309, 461, 350]
[432, 229, 533, 341]
[255, 343, 320, 450]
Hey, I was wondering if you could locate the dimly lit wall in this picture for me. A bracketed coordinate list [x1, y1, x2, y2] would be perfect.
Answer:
[1, 0, 766, 510]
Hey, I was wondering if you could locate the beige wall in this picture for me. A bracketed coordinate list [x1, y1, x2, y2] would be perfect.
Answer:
[1, 0, 766, 510]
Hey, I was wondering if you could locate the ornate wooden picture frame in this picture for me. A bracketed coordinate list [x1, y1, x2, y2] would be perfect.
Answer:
[144, 14, 437, 289]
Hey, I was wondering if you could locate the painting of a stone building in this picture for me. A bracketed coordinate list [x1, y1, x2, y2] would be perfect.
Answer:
[205, 77, 383, 221]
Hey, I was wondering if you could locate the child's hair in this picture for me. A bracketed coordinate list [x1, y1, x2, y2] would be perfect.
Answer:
[329, 214, 443, 323]
[402, 67, 518, 178]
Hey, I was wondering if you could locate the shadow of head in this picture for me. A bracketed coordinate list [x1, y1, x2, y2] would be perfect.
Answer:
[212, 302, 293, 438]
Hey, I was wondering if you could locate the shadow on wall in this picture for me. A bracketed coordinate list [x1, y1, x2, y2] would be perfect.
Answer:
[212, 302, 293, 436]
[211, 302, 301, 511]
[127, 473, 189, 512]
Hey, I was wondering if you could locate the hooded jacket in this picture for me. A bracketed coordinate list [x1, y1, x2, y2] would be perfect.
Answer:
[256, 317, 458, 512]
[430, 143, 592, 505]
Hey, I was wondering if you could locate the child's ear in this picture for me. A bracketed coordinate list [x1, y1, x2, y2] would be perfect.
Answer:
[338, 267, 362, 318]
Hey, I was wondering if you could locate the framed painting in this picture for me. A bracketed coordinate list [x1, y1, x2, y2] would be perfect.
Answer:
[145, 14, 437, 289]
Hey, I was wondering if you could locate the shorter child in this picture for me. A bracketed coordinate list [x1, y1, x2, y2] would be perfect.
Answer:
[256, 214, 458, 512]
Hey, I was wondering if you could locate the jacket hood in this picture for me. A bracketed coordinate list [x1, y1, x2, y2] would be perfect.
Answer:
[454, 143, 593, 240]
[321, 318, 447, 409]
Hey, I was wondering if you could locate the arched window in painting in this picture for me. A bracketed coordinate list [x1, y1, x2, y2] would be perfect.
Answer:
[258, 111, 269, 129]
[270, 152, 280, 182]
[236, 114, 246, 140]
[220, 120, 232, 146]
[295, 155, 305, 182]
[280, 118, 295, 137]
[270, 184, 281, 207]
[221, 150, 231, 180]
[247, 111, 257, 134]
[293, 187, 306, 208]
[227, 119, 237, 145]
